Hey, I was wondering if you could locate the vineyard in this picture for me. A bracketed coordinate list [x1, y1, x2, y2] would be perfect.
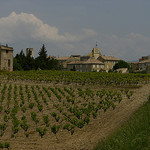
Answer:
[0, 71, 149, 149]
[1, 70, 150, 86]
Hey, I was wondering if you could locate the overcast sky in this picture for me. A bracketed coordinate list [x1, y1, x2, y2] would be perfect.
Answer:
[0, 0, 150, 61]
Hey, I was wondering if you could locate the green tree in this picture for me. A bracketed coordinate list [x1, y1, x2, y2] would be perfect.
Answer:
[49, 57, 62, 70]
[15, 50, 26, 69]
[113, 60, 130, 70]
[15, 50, 35, 70]
[14, 45, 62, 70]
[35, 44, 49, 70]
[13, 58, 22, 71]
[24, 50, 35, 70]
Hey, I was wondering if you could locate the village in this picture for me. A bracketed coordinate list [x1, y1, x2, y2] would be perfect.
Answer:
[0, 43, 150, 73]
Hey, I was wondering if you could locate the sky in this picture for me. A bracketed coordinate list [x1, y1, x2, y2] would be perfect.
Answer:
[0, 0, 150, 61]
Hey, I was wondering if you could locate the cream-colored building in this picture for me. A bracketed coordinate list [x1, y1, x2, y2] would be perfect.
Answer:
[0, 45, 13, 71]
[88, 47, 101, 59]
[67, 58, 104, 72]
[57, 55, 80, 69]
[98, 55, 120, 72]
[57, 44, 120, 72]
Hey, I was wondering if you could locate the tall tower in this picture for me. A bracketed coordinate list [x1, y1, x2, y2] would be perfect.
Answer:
[92, 41, 101, 59]
[26, 48, 34, 58]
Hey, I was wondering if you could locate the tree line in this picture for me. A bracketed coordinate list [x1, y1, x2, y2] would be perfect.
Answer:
[13, 44, 62, 71]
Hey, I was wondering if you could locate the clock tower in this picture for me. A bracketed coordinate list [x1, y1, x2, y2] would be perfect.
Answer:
[91, 42, 101, 59]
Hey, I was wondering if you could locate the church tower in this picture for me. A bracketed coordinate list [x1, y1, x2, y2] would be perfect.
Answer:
[26, 48, 34, 58]
[91, 41, 101, 59]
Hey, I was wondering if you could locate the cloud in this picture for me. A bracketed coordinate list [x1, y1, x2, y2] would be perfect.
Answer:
[0, 12, 149, 61]
[102, 33, 150, 61]
[0, 12, 97, 43]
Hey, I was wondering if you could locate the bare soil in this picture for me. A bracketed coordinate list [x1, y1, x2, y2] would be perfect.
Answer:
[0, 80, 150, 150]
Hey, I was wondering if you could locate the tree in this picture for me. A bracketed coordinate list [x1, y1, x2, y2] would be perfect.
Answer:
[13, 58, 22, 71]
[35, 44, 49, 70]
[48, 58, 62, 70]
[15, 50, 26, 69]
[14, 50, 35, 70]
[113, 60, 130, 70]
[14, 44, 62, 71]
[24, 51, 35, 70]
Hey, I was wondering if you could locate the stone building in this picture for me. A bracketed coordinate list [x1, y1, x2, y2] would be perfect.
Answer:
[57, 43, 120, 72]
[0, 44, 13, 71]
[57, 55, 80, 69]
[88, 47, 101, 59]
[128, 62, 139, 71]
[26, 48, 34, 57]
[67, 58, 104, 72]
[97, 55, 120, 72]
[138, 59, 150, 72]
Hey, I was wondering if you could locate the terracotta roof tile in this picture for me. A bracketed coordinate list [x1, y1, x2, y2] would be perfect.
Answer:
[56, 56, 70, 60]
[0, 45, 13, 51]
[67, 58, 104, 65]
[100, 55, 120, 61]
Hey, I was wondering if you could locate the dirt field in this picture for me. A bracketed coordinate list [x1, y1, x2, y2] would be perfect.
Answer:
[0, 80, 150, 150]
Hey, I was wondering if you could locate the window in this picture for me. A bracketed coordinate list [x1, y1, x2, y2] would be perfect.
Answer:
[6, 50, 8, 54]
[8, 59, 10, 67]
[97, 65, 99, 68]
[93, 65, 95, 68]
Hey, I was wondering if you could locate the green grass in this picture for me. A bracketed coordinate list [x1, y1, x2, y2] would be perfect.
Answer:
[94, 96, 150, 150]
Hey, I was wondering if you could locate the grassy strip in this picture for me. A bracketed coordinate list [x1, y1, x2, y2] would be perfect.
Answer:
[94, 96, 150, 150]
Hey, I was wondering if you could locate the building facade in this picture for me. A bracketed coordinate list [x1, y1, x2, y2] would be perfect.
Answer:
[0, 45, 13, 71]
[88, 47, 101, 59]
[67, 58, 104, 72]
[57, 45, 120, 72]
[98, 55, 120, 72]
[57, 55, 80, 69]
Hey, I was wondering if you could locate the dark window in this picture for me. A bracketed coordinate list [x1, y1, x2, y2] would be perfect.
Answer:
[8, 59, 10, 67]
[6, 50, 8, 53]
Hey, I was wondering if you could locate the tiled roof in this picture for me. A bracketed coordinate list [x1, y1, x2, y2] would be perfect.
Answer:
[67, 61, 81, 65]
[57, 55, 80, 61]
[66, 57, 80, 62]
[100, 55, 120, 61]
[67, 58, 104, 65]
[0, 45, 13, 51]
[56, 56, 70, 60]
[84, 58, 104, 64]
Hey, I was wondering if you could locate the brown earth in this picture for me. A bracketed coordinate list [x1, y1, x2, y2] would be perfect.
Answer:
[0, 81, 150, 150]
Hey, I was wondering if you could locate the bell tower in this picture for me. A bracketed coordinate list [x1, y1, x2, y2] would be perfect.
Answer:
[92, 41, 101, 59]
